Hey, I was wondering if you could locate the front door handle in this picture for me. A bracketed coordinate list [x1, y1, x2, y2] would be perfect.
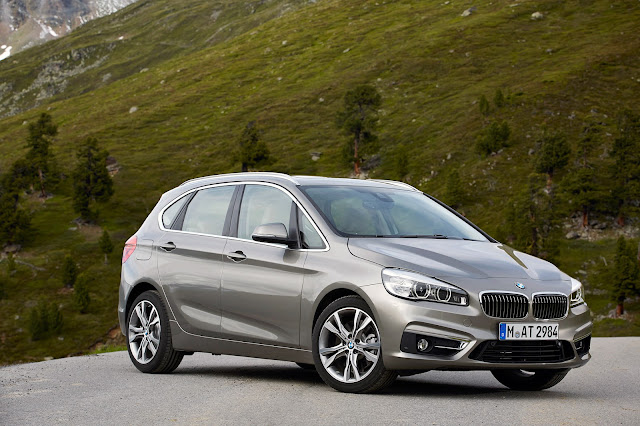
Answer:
[160, 242, 176, 252]
[226, 250, 247, 262]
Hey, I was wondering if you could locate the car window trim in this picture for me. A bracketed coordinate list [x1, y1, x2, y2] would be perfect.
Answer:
[158, 182, 238, 237]
[157, 181, 329, 251]
[169, 192, 196, 230]
[231, 182, 326, 250]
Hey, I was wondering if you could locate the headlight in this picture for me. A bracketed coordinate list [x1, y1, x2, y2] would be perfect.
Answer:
[570, 278, 585, 307]
[381, 269, 468, 306]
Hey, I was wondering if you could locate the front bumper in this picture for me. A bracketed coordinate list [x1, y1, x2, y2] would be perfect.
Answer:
[361, 283, 592, 371]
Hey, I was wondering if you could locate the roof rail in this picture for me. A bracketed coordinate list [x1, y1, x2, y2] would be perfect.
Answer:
[180, 172, 299, 186]
[367, 179, 421, 192]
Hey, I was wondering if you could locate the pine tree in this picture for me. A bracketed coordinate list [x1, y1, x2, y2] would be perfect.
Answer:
[392, 144, 409, 182]
[234, 122, 271, 172]
[504, 173, 558, 261]
[611, 236, 639, 316]
[445, 170, 465, 209]
[493, 89, 505, 108]
[29, 302, 48, 341]
[26, 113, 58, 197]
[475, 121, 511, 156]
[48, 303, 63, 334]
[74, 274, 91, 313]
[336, 85, 382, 175]
[0, 183, 31, 246]
[62, 255, 78, 288]
[72, 137, 114, 222]
[6, 252, 16, 274]
[534, 132, 570, 189]
[610, 110, 640, 226]
[29, 301, 63, 340]
[478, 94, 490, 116]
[99, 230, 114, 264]
[559, 123, 605, 227]
[0, 275, 6, 300]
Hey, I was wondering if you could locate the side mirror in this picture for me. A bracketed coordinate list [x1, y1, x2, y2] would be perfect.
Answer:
[251, 223, 297, 248]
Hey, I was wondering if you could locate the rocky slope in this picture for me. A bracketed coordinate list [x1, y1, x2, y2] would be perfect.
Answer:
[0, 0, 137, 59]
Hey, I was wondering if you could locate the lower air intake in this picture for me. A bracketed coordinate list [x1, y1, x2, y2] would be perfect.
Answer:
[469, 340, 575, 363]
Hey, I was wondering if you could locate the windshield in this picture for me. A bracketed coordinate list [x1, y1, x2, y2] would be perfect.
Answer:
[300, 185, 489, 241]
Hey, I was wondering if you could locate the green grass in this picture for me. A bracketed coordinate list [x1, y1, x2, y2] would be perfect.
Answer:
[1, 0, 639, 364]
[89, 344, 127, 355]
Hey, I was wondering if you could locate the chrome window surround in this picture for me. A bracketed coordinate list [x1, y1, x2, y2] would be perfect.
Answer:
[478, 290, 570, 321]
[367, 179, 421, 192]
[180, 172, 300, 187]
[157, 181, 330, 252]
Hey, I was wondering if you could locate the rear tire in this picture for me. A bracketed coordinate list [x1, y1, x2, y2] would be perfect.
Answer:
[127, 290, 183, 374]
[312, 295, 396, 393]
[491, 368, 570, 391]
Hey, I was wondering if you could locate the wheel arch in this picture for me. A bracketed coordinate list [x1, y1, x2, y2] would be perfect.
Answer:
[125, 281, 162, 322]
[312, 284, 376, 329]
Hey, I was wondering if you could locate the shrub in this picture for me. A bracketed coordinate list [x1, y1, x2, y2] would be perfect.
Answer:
[74, 273, 91, 313]
[99, 230, 114, 264]
[444, 170, 465, 209]
[0, 275, 7, 300]
[29, 301, 63, 341]
[62, 255, 78, 288]
[493, 89, 506, 108]
[478, 94, 490, 116]
[475, 121, 511, 156]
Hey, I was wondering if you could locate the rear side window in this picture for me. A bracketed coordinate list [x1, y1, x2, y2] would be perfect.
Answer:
[162, 195, 189, 228]
[181, 186, 235, 236]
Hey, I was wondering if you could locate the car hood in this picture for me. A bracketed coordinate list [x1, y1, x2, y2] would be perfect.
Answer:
[347, 238, 569, 282]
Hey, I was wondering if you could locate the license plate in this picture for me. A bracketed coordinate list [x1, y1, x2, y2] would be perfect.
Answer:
[499, 323, 559, 340]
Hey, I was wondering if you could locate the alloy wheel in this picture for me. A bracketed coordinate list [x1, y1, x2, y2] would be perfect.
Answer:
[128, 300, 161, 364]
[318, 307, 381, 383]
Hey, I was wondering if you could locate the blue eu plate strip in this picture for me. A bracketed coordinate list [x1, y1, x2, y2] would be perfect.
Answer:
[499, 323, 506, 340]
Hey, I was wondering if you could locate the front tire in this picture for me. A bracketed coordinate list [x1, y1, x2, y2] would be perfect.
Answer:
[491, 368, 570, 391]
[127, 290, 183, 373]
[312, 296, 396, 393]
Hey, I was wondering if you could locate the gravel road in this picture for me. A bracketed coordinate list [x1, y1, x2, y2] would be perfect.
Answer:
[1, 337, 638, 425]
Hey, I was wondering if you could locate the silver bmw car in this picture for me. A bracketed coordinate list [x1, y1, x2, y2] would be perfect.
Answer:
[119, 173, 591, 393]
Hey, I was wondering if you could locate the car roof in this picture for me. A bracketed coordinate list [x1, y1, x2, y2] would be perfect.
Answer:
[178, 172, 420, 192]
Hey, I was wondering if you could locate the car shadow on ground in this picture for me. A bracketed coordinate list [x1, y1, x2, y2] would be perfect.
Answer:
[172, 363, 577, 398]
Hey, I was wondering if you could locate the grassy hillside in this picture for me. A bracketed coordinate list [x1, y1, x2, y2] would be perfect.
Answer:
[1, 0, 639, 364]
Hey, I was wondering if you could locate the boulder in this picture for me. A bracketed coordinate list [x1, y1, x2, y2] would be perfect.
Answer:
[531, 11, 544, 20]
[461, 7, 476, 17]
[565, 231, 580, 240]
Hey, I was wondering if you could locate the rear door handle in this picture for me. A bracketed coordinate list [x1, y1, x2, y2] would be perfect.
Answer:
[226, 250, 247, 262]
[160, 242, 176, 252]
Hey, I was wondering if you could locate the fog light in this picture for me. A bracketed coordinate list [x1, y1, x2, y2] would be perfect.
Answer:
[417, 338, 430, 352]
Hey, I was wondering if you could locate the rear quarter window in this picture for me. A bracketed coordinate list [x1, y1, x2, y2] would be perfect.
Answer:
[161, 194, 189, 229]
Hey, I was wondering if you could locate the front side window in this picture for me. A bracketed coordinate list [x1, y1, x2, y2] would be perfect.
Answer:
[301, 185, 488, 241]
[237, 185, 293, 240]
[181, 186, 235, 236]
[299, 213, 325, 249]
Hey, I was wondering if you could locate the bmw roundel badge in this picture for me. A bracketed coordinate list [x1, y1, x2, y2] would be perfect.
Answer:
[515, 282, 526, 290]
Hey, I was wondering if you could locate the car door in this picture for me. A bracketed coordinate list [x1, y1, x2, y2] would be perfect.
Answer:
[220, 183, 308, 348]
[156, 184, 238, 338]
